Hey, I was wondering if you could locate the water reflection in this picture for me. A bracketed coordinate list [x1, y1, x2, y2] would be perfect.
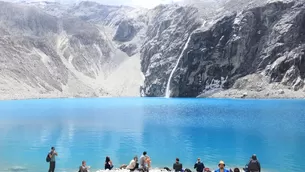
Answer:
[0, 98, 304, 171]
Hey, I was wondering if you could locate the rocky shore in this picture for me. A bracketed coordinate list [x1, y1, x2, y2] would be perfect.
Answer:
[200, 74, 305, 99]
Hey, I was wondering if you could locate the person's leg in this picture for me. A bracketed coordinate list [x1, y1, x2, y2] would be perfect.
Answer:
[48, 162, 52, 172]
[50, 161, 55, 172]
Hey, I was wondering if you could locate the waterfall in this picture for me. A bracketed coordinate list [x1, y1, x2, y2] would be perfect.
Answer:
[165, 35, 192, 98]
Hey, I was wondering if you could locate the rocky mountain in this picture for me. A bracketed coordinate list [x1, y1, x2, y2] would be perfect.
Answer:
[0, 0, 304, 99]
[141, 0, 305, 98]
[0, 1, 144, 99]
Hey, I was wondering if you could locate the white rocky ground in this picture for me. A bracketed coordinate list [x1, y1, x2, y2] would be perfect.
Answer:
[205, 74, 305, 99]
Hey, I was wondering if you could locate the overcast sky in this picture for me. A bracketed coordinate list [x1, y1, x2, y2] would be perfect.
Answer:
[97, 0, 184, 8]
[17, 0, 185, 8]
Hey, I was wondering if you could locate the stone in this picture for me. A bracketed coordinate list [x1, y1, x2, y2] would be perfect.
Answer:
[241, 92, 248, 98]
[113, 20, 138, 42]
[293, 78, 304, 91]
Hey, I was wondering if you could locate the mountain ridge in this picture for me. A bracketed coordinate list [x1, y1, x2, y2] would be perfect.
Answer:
[0, 0, 305, 99]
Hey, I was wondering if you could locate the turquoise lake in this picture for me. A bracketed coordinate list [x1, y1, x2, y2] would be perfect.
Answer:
[0, 98, 304, 172]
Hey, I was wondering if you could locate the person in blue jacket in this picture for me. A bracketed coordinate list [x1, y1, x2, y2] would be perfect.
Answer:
[214, 161, 230, 172]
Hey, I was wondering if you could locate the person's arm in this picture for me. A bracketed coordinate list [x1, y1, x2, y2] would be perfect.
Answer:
[258, 161, 261, 172]
[194, 163, 197, 169]
[202, 163, 205, 169]
[173, 163, 175, 170]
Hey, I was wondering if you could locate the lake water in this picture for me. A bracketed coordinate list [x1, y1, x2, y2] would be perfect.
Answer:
[0, 98, 304, 172]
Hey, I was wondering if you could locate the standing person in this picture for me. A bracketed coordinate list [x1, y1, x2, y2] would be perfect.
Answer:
[48, 147, 58, 172]
[247, 154, 261, 172]
[140, 151, 149, 172]
[173, 158, 183, 172]
[79, 161, 90, 172]
[214, 161, 230, 172]
[105, 156, 114, 170]
[194, 158, 205, 172]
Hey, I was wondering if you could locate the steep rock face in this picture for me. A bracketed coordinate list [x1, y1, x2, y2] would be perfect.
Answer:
[113, 20, 139, 42]
[144, 0, 305, 97]
[140, 5, 202, 96]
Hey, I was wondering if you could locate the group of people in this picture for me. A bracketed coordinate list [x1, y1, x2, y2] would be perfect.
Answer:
[172, 155, 261, 172]
[46, 147, 261, 172]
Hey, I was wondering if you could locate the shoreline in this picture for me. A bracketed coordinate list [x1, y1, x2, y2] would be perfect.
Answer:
[0, 89, 304, 101]
[1, 73, 304, 101]
[5, 165, 275, 172]
[0, 93, 304, 101]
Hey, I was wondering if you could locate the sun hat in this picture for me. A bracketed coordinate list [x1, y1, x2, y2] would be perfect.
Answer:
[218, 160, 225, 166]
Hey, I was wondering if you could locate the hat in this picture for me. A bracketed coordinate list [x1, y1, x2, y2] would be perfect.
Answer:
[218, 160, 225, 166]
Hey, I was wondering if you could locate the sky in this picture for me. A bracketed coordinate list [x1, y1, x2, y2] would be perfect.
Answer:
[15, 0, 185, 8]
[98, 0, 184, 8]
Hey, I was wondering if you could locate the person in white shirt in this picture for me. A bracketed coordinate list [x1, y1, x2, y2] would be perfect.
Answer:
[127, 156, 138, 171]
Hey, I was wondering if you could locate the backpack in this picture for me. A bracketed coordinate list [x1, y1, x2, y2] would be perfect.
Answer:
[248, 160, 259, 171]
[46, 153, 51, 162]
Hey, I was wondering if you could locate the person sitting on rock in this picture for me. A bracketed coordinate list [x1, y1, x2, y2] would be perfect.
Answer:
[214, 160, 230, 172]
[105, 156, 114, 170]
[173, 158, 183, 172]
[127, 156, 139, 171]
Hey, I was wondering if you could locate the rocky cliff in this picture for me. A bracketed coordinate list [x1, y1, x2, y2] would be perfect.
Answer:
[140, 0, 305, 98]
[1, 0, 305, 99]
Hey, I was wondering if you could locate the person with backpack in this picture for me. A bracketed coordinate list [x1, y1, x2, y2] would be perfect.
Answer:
[46, 147, 58, 172]
[247, 154, 261, 172]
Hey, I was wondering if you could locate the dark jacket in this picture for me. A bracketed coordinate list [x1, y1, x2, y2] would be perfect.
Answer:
[248, 160, 261, 172]
[194, 162, 205, 172]
[173, 162, 183, 172]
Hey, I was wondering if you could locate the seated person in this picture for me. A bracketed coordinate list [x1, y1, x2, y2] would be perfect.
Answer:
[105, 156, 114, 170]
[127, 156, 139, 171]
